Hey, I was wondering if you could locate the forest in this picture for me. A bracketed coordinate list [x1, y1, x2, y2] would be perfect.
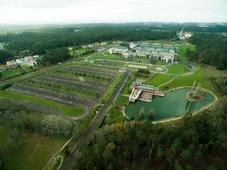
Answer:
[73, 97, 227, 170]
[0, 99, 76, 136]
[0, 50, 14, 64]
[1, 23, 227, 67]
[185, 33, 227, 70]
[0, 25, 176, 56]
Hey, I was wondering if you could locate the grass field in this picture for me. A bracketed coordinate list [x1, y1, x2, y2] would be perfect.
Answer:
[88, 52, 126, 61]
[0, 91, 84, 116]
[1, 67, 25, 78]
[1, 131, 69, 170]
[116, 95, 129, 106]
[159, 67, 216, 95]
[108, 107, 125, 124]
[166, 64, 190, 74]
[147, 74, 174, 87]
[127, 64, 148, 69]
[69, 49, 88, 56]
[177, 43, 195, 61]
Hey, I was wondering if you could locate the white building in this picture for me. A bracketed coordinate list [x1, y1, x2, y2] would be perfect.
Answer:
[109, 46, 129, 56]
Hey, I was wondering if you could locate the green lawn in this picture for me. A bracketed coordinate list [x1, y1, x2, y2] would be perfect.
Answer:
[177, 43, 195, 61]
[108, 107, 125, 124]
[0, 91, 84, 116]
[147, 74, 174, 87]
[1, 132, 69, 170]
[156, 60, 167, 65]
[116, 95, 128, 106]
[166, 64, 190, 74]
[1, 67, 25, 78]
[159, 67, 215, 93]
[69, 49, 88, 56]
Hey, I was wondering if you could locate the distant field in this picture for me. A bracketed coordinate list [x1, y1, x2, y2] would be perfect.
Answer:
[127, 64, 148, 69]
[1, 131, 69, 170]
[177, 43, 195, 61]
[166, 64, 190, 74]
[88, 52, 126, 61]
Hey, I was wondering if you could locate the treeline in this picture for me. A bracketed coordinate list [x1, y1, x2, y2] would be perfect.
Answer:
[73, 98, 227, 170]
[0, 26, 176, 56]
[0, 50, 14, 64]
[39, 47, 71, 65]
[185, 33, 227, 70]
[0, 99, 75, 136]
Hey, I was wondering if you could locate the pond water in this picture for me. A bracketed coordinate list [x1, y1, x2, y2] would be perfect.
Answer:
[125, 88, 215, 121]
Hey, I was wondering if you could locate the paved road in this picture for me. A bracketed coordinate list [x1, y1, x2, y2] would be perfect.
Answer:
[60, 70, 130, 170]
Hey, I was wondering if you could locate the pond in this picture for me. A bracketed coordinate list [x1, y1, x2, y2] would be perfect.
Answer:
[125, 88, 215, 121]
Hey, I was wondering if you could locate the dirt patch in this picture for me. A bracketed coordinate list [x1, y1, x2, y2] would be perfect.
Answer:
[155, 67, 165, 71]
[78, 77, 85, 82]
[202, 65, 227, 78]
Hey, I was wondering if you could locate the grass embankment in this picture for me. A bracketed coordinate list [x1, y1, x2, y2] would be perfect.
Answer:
[177, 43, 195, 61]
[1, 129, 69, 170]
[101, 73, 123, 103]
[147, 74, 174, 87]
[166, 64, 190, 74]
[0, 91, 84, 116]
[108, 106, 125, 124]
[0, 126, 11, 154]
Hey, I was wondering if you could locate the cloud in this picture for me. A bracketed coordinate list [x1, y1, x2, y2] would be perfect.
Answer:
[0, 0, 93, 8]
[0, 0, 227, 24]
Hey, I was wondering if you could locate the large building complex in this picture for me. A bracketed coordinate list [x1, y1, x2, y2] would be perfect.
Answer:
[109, 42, 178, 63]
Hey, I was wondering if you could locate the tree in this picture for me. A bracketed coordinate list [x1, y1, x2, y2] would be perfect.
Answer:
[0, 72, 2, 79]
[0, 50, 14, 64]
[148, 108, 155, 119]
[139, 107, 145, 119]
[171, 137, 182, 159]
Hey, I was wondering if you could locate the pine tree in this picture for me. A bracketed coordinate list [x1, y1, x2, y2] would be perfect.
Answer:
[139, 107, 145, 119]
[148, 108, 155, 119]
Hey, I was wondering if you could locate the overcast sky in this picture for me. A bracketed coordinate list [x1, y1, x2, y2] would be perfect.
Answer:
[0, 0, 227, 24]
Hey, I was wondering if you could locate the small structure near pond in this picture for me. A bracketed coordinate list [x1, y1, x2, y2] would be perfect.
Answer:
[129, 79, 164, 102]
[185, 81, 207, 102]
